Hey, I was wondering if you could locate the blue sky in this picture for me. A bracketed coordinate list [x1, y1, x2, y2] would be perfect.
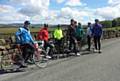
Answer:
[49, 0, 108, 10]
[0, 0, 120, 24]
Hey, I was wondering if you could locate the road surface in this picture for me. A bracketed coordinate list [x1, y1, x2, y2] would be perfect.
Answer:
[1, 38, 120, 81]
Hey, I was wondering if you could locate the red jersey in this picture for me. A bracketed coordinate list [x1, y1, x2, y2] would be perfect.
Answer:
[37, 27, 49, 41]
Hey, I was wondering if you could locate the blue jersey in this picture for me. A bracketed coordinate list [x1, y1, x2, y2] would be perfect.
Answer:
[92, 24, 102, 37]
[15, 27, 34, 45]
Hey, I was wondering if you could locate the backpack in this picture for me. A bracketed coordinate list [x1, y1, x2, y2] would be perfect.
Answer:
[76, 28, 84, 38]
[15, 28, 22, 44]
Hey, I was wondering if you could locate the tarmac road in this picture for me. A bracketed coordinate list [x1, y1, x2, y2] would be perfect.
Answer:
[1, 38, 120, 81]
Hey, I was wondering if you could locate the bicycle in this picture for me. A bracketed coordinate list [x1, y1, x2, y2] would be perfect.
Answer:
[32, 41, 49, 68]
[0, 40, 49, 73]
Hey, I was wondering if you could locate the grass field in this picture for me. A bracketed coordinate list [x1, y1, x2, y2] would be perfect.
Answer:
[0, 27, 40, 34]
[0, 27, 59, 34]
[0, 26, 120, 34]
[104, 27, 120, 31]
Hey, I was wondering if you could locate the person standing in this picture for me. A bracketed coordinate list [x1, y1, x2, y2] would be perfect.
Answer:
[67, 19, 80, 56]
[86, 22, 92, 51]
[92, 19, 103, 53]
[75, 22, 85, 52]
[53, 25, 63, 53]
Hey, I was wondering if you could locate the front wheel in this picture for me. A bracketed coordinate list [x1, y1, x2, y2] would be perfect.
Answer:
[32, 49, 48, 68]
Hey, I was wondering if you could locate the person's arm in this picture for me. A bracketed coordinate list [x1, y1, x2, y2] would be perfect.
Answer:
[91, 25, 95, 37]
[43, 30, 49, 41]
[28, 31, 34, 44]
[100, 24, 103, 36]
[60, 29, 63, 38]
[53, 29, 57, 39]
[81, 28, 85, 36]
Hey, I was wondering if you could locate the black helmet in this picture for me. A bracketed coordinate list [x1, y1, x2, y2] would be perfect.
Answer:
[88, 22, 91, 25]
[95, 19, 99, 22]
[44, 24, 48, 28]
[70, 19, 74, 22]
[24, 21, 30, 25]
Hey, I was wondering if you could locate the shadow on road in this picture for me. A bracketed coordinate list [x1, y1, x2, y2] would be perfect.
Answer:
[0, 69, 25, 75]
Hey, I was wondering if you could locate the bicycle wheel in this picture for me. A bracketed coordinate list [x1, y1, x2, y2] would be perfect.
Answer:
[33, 49, 48, 68]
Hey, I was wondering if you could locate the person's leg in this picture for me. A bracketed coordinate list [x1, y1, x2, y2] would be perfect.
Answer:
[58, 39, 62, 53]
[55, 39, 60, 53]
[21, 44, 27, 60]
[77, 37, 81, 52]
[69, 38, 72, 50]
[89, 37, 91, 50]
[45, 41, 53, 57]
[24, 44, 35, 62]
[60, 38, 64, 53]
[94, 36, 97, 50]
[42, 41, 51, 59]
[87, 36, 91, 50]
[73, 39, 77, 54]
[98, 36, 101, 51]
[44, 41, 47, 51]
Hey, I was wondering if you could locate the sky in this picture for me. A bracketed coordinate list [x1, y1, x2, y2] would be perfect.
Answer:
[0, 0, 120, 24]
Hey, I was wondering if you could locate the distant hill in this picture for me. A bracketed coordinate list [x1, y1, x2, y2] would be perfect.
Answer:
[0, 23, 69, 29]
[0, 23, 43, 28]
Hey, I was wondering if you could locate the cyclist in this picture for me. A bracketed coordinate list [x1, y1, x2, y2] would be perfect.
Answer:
[92, 19, 103, 53]
[15, 21, 35, 67]
[67, 19, 80, 56]
[75, 22, 85, 52]
[86, 22, 93, 51]
[37, 24, 52, 59]
[53, 24, 63, 53]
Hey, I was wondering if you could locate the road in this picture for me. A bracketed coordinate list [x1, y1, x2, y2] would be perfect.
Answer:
[1, 38, 120, 81]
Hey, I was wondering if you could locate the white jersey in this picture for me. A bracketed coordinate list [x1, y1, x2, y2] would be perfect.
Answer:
[86, 27, 92, 36]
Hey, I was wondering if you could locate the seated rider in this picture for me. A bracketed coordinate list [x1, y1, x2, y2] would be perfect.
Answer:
[15, 21, 35, 67]
[37, 24, 53, 59]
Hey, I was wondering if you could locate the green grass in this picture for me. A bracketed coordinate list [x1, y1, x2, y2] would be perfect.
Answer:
[0, 26, 120, 34]
[104, 27, 120, 31]
[0, 28, 41, 34]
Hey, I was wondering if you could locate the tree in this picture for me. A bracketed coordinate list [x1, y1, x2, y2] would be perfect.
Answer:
[100, 20, 112, 28]
[116, 17, 120, 26]
[112, 19, 117, 27]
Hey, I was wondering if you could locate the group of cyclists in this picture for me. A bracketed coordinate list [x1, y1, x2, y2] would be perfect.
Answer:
[15, 18, 103, 68]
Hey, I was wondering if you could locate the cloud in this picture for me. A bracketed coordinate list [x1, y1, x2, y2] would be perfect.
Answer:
[65, 0, 86, 6]
[0, 4, 29, 23]
[95, 6, 120, 20]
[0, 3, 103, 24]
[30, 10, 58, 24]
[57, 7, 92, 24]
[0, 5, 16, 13]
[95, 0, 120, 20]
[10, 0, 50, 16]
[108, 0, 120, 6]
[0, 0, 113, 24]
[56, 0, 65, 4]
[0, 0, 52, 24]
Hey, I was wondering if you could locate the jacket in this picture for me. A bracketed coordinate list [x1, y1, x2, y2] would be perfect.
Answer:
[92, 23, 102, 37]
[15, 27, 34, 45]
[37, 27, 49, 41]
[67, 25, 76, 39]
[53, 28, 63, 40]
[75, 25, 84, 38]
[86, 26, 92, 37]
